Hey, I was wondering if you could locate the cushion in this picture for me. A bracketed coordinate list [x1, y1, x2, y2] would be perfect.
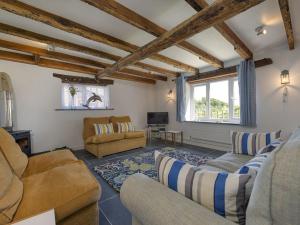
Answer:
[23, 149, 78, 177]
[110, 116, 131, 132]
[83, 117, 110, 140]
[231, 130, 281, 155]
[124, 131, 145, 139]
[257, 139, 284, 154]
[206, 153, 253, 173]
[0, 128, 28, 178]
[246, 128, 300, 225]
[85, 133, 125, 144]
[117, 122, 135, 133]
[235, 153, 270, 202]
[94, 123, 114, 135]
[0, 152, 23, 224]
[14, 161, 101, 222]
[155, 151, 250, 225]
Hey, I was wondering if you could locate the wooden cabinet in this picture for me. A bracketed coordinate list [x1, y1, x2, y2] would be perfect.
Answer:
[9, 130, 31, 156]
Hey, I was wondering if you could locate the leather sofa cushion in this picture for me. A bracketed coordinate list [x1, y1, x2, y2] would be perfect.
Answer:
[85, 133, 125, 144]
[0, 128, 28, 178]
[23, 149, 78, 178]
[14, 161, 101, 222]
[83, 117, 110, 140]
[125, 131, 145, 139]
[0, 151, 23, 224]
[110, 116, 131, 133]
[206, 153, 253, 173]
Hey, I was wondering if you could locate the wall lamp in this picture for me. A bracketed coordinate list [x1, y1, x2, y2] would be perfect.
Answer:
[281, 70, 290, 103]
[167, 89, 175, 102]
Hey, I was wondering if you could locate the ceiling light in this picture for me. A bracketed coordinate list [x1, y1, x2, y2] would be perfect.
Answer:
[47, 44, 55, 51]
[255, 25, 267, 36]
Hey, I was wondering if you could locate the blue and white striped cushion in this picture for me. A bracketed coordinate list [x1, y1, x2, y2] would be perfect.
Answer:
[155, 151, 250, 225]
[257, 139, 284, 154]
[231, 130, 281, 155]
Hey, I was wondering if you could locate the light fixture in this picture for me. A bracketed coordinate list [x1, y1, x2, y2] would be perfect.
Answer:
[47, 44, 56, 51]
[167, 89, 174, 102]
[280, 70, 290, 103]
[280, 70, 290, 85]
[255, 25, 267, 36]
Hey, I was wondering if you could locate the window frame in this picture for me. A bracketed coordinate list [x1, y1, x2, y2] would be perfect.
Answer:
[189, 77, 240, 124]
[61, 83, 110, 109]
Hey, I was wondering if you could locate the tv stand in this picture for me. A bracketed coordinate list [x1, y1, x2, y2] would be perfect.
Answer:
[147, 124, 167, 141]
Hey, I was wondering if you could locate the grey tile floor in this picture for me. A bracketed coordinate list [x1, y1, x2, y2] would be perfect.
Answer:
[74, 140, 225, 225]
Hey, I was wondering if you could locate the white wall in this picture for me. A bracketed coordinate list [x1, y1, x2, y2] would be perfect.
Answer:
[0, 61, 155, 153]
[155, 42, 300, 151]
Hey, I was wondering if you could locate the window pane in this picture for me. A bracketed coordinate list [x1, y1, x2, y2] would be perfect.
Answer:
[233, 80, 240, 118]
[85, 86, 105, 108]
[209, 80, 229, 120]
[193, 85, 207, 120]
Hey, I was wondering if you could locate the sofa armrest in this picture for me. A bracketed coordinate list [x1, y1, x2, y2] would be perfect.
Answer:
[120, 174, 236, 225]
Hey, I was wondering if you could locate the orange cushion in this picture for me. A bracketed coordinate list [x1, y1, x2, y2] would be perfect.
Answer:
[83, 117, 110, 140]
[23, 149, 78, 177]
[110, 116, 131, 132]
[14, 161, 101, 222]
[85, 133, 125, 144]
[0, 128, 28, 178]
[125, 131, 145, 139]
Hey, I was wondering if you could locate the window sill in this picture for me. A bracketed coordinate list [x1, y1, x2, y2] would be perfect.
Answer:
[55, 108, 114, 111]
[184, 120, 240, 126]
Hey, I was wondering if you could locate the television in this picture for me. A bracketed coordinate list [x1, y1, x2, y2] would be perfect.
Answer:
[147, 112, 168, 125]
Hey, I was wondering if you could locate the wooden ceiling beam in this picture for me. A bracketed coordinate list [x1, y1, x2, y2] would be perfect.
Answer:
[185, 0, 253, 59]
[0, 39, 167, 81]
[278, 0, 295, 50]
[97, 0, 265, 78]
[187, 58, 273, 83]
[53, 73, 114, 86]
[0, 50, 156, 84]
[0, 0, 197, 73]
[81, 0, 223, 68]
[0, 23, 177, 77]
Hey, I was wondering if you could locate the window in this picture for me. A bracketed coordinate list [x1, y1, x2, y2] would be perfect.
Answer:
[190, 78, 240, 123]
[62, 84, 110, 109]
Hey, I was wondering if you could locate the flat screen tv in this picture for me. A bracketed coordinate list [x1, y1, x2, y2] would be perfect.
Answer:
[147, 112, 168, 125]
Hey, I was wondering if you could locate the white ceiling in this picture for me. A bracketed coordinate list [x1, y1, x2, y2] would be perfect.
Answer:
[0, 0, 299, 73]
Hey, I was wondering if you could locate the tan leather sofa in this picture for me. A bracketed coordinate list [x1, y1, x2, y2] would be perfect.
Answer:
[0, 128, 101, 225]
[83, 116, 146, 158]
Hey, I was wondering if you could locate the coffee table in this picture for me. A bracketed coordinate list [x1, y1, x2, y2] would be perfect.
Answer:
[160, 130, 183, 146]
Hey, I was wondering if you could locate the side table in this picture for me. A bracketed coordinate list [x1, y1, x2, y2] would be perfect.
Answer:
[160, 130, 183, 146]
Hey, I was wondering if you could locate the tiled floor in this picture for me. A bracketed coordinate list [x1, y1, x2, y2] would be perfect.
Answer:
[74, 140, 225, 225]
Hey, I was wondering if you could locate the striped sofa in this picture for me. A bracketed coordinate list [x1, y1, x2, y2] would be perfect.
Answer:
[120, 129, 300, 225]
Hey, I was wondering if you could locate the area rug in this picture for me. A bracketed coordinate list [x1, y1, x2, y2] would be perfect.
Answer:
[94, 147, 215, 192]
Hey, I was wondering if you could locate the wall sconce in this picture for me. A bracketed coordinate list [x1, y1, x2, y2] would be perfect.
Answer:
[167, 89, 175, 102]
[281, 70, 290, 103]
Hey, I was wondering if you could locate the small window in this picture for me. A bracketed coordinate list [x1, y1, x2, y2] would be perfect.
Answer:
[190, 78, 240, 123]
[62, 84, 110, 109]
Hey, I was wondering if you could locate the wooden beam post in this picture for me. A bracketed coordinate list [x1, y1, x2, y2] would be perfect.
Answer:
[278, 0, 295, 50]
[0, 23, 177, 77]
[187, 58, 273, 83]
[97, 0, 265, 77]
[185, 0, 253, 59]
[0, 0, 198, 73]
[81, 0, 224, 68]
[0, 50, 156, 84]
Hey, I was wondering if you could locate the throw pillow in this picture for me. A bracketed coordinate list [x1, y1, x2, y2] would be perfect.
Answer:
[155, 151, 250, 225]
[117, 122, 135, 133]
[94, 123, 114, 135]
[231, 130, 281, 155]
[257, 139, 284, 154]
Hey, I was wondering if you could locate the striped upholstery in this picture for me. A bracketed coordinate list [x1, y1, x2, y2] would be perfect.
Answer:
[155, 151, 250, 225]
[231, 130, 281, 156]
[117, 122, 135, 133]
[236, 153, 269, 201]
[94, 123, 114, 135]
[257, 139, 284, 154]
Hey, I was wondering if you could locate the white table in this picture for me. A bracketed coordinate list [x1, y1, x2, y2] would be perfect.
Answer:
[11, 209, 56, 225]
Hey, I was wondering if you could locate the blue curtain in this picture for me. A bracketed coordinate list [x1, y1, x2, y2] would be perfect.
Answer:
[176, 74, 186, 122]
[237, 60, 256, 127]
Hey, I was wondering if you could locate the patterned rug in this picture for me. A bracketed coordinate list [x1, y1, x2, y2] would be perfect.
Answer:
[94, 147, 215, 192]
